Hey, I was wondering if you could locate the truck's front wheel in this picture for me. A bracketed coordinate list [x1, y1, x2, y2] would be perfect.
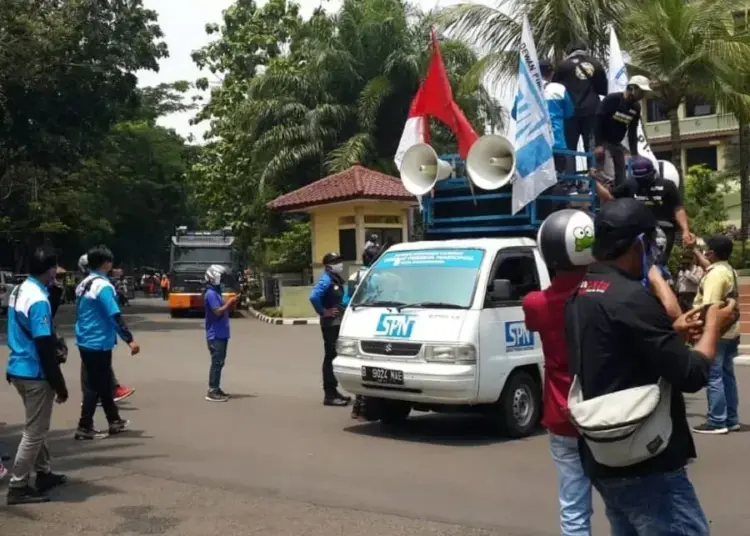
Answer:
[495, 370, 541, 438]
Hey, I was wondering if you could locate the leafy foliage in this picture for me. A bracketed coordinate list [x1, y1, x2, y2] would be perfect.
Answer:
[189, 0, 501, 271]
[0, 1, 194, 271]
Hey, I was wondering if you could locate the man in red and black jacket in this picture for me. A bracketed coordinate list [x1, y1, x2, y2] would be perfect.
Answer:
[523, 265, 592, 535]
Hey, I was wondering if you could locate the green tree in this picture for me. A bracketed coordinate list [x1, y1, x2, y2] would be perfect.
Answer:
[0, 0, 169, 269]
[622, 0, 750, 189]
[436, 0, 624, 82]
[189, 0, 499, 271]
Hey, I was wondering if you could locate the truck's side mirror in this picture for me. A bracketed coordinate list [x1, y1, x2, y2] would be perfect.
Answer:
[488, 279, 512, 301]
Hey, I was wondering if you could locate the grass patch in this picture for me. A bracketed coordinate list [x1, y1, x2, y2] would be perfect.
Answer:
[260, 306, 283, 318]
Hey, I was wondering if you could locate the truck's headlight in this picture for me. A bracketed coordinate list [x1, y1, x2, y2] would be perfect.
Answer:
[336, 338, 358, 356]
[424, 344, 476, 363]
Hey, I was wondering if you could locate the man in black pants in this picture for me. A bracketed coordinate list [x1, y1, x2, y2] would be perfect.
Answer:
[553, 41, 608, 165]
[593, 76, 652, 187]
[74, 246, 140, 440]
[309, 252, 351, 407]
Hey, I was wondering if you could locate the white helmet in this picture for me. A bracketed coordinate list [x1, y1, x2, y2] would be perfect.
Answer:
[78, 254, 89, 273]
[205, 264, 227, 286]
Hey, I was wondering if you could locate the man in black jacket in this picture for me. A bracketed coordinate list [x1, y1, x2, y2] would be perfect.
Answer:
[5, 247, 69, 505]
[565, 199, 736, 535]
[593, 76, 652, 187]
[553, 41, 608, 160]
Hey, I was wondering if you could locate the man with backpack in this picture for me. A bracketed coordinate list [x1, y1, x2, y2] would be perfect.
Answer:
[5, 247, 69, 505]
[691, 235, 741, 435]
[74, 246, 139, 440]
[565, 199, 736, 535]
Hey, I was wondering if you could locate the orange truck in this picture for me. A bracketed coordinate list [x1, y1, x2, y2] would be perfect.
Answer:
[168, 227, 241, 317]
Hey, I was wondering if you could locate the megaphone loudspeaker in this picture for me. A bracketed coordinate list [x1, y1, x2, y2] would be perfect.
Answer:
[466, 135, 517, 191]
[400, 143, 453, 196]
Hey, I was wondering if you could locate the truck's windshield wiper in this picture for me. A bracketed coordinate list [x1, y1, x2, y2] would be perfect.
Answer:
[395, 301, 463, 312]
[351, 300, 404, 311]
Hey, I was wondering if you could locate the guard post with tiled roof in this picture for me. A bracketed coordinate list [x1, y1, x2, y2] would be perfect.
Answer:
[268, 164, 416, 280]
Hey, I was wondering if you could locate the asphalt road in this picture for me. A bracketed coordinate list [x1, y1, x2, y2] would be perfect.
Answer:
[1, 299, 750, 535]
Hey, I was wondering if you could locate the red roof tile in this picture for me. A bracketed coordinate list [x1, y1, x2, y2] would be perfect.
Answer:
[268, 165, 415, 211]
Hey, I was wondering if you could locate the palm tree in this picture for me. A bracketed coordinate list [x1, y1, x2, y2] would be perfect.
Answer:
[436, 0, 625, 85]
[622, 0, 750, 193]
[246, 0, 503, 193]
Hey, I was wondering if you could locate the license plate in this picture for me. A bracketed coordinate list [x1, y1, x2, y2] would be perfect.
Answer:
[361, 366, 404, 385]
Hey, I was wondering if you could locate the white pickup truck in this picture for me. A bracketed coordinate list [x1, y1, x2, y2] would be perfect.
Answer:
[333, 237, 551, 438]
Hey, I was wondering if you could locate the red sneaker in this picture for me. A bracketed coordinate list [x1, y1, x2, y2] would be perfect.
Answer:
[113, 385, 135, 403]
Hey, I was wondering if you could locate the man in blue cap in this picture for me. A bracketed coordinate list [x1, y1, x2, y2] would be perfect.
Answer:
[599, 155, 696, 261]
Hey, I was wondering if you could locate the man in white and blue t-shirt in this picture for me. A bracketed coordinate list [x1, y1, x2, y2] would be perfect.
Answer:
[74, 246, 139, 440]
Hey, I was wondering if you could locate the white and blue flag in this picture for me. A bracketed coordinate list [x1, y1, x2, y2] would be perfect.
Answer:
[512, 17, 557, 214]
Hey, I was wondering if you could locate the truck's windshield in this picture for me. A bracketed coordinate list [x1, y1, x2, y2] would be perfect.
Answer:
[172, 247, 234, 265]
[350, 248, 485, 309]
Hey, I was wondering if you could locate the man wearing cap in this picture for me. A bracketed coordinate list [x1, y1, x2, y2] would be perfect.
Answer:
[600, 154, 696, 257]
[691, 235, 741, 435]
[565, 198, 737, 535]
[309, 252, 352, 407]
[592, 76, 652, 187]
[553, 41, 608, 155]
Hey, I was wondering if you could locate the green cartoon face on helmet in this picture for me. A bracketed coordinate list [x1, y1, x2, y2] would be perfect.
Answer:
[572, 226, 594, 252]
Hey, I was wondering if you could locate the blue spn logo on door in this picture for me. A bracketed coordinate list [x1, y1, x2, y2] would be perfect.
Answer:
[375, 314, 416, 339]
[505, 321, 534, 351]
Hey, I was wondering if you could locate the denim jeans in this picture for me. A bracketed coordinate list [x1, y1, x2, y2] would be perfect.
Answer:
[207, 338, 228, 390]
[594, 468, 709, 536]
[549, 434, 593, 536]
[707, 338, 739, 427]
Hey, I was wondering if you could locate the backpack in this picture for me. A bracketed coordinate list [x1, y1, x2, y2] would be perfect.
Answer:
[566, 294, 673, 467]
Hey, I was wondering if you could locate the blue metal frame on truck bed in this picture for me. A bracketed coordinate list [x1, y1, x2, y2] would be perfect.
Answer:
[422, 148, 597, 238]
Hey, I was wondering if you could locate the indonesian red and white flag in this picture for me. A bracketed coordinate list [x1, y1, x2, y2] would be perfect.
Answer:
[394, 31, 479, 170]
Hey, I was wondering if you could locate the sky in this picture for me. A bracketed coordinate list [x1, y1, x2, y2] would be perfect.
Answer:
[139, 0, 507, 142]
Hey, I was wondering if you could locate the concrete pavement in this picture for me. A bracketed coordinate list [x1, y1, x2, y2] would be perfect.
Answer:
[1, 299, 750, 535]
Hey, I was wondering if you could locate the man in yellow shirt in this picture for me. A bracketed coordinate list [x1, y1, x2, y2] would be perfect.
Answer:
[692, 235, 740, 434]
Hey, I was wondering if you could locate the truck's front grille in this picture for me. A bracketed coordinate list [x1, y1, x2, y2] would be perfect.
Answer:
[359, 340, 422, 357]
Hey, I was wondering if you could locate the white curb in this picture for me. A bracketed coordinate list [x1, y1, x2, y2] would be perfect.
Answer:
[248, 307, 319, 326]
[736, 356, 750, 366]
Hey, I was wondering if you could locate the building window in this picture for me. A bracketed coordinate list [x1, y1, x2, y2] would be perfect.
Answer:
[364, 215, 401, 225]
[645, 99, 669, 123]
[366, 228, 402, 247]
[685, 146, 718, 171]
[338, 229, 357, 261]
[338, 216, 355, 226]
[654, 151, 673, 162]
[685, 96, 715, 118]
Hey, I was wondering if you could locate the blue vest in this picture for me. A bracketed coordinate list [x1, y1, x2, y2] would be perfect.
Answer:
[6, 278, 52, 379]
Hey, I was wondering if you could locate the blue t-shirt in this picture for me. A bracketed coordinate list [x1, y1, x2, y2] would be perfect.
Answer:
[75, 272, 123, 351]
[205, 287, 230, 340]
[6, 277, 53, 379]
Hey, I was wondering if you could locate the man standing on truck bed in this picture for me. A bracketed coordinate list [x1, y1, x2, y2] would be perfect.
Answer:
[523, 209, 595, 536]
[552, 41, 608, 162]
[592, 76, 652, 187]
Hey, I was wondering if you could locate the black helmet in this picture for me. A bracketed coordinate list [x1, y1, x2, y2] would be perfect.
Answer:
[322, 252, 342, 265]
[537, 209, 596, 271]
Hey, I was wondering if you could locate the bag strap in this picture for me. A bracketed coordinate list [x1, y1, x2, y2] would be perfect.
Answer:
[568, 291, 585, 380]
[9, 285, 34, 341]
[75, 275, 103, 318]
